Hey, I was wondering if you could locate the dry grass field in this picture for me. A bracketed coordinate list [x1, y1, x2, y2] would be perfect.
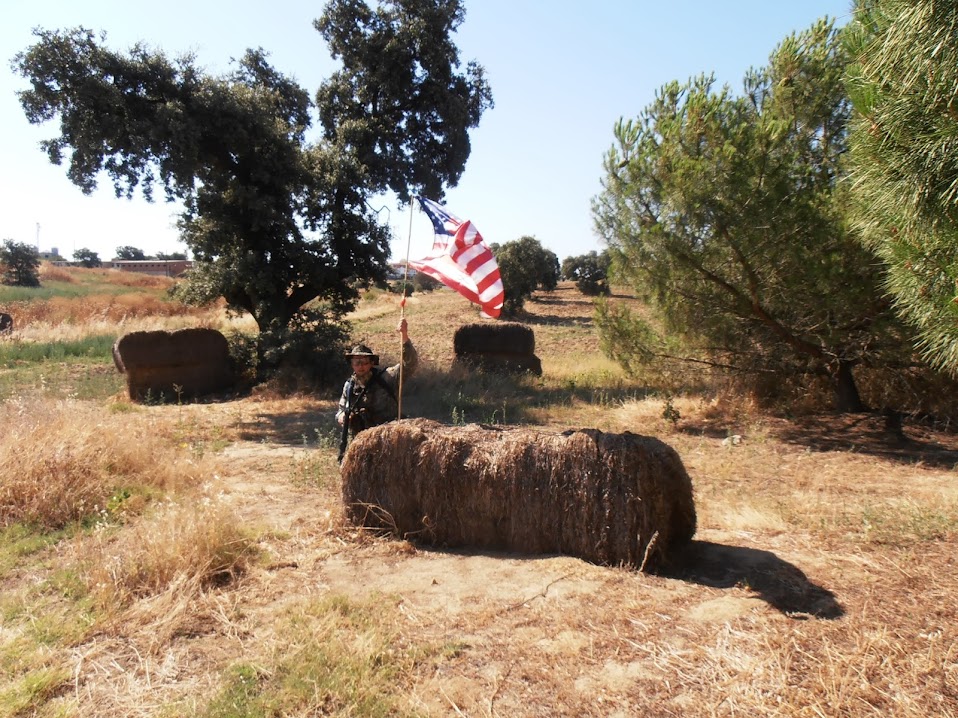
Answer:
[1, 266, 957, 717]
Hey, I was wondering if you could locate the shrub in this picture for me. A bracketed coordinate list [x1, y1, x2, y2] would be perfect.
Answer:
[388, 280, 414, 297]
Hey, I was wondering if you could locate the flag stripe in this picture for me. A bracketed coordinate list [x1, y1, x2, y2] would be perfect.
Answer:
[410, 196, 504, 318]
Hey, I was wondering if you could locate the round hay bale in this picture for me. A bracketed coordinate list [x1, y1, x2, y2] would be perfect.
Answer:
[340, 419, 696, 572]
[454, 322, 536, 356]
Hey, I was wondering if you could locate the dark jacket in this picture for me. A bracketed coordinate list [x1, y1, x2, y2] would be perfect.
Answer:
[336, 340, 418, 435]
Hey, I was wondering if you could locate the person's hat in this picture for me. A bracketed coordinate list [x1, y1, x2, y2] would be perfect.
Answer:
[345, 344, 379, 364]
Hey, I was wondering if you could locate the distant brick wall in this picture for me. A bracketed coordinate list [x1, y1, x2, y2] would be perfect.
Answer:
[107, 260, 193, 277]
[49, 260, 194, 277]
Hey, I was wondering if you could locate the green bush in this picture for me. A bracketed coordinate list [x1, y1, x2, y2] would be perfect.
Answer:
[388, 280, 414, 297]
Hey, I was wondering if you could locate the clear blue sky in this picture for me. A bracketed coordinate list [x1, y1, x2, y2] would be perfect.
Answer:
[1, 1, 853, 263]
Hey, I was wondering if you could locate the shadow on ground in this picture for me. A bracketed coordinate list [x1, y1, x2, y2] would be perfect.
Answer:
[681, 411, 958, 469]
[235, 405, 338, 445]
[663, 540, 844, 619]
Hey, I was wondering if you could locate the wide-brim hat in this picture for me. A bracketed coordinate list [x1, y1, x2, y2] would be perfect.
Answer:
[345, 344, 379, 364]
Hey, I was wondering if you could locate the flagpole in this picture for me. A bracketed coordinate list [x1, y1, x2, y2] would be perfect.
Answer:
[397, 197, 416, 422]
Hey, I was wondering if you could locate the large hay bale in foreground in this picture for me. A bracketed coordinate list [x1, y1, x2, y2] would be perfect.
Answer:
[113, 327, 234, 402]
[341, 419, 696, 571]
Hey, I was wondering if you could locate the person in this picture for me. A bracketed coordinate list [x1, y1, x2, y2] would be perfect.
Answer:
[336, 318, 418, 461]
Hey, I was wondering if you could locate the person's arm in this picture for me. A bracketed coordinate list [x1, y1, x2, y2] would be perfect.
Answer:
[396, 318, 418, 377]
[336, 380, 350, 425]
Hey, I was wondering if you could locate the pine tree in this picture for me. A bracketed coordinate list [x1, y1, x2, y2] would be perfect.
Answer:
[845, 0, 958, 374]
[593, 19, 915, 410]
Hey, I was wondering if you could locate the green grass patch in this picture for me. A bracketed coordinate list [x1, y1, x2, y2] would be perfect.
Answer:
[0, 665, 72, 718]
[859, 500, 958, 545]
[0, 279, 168, 302]
[195, 594, 433, 718]
[0, 361, 123, 401]
[0, 525, 66, 579]
[0, 335, 116, 367]
[0, 332, 121, 402]
[0, 570, 93, 718]
[796, 498, 958, 546]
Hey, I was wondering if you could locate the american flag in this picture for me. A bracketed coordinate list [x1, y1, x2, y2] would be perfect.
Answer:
[408, 197, 504, 319]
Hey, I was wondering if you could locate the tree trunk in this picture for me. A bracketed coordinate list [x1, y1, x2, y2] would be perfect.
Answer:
[833, 360, 866, 412]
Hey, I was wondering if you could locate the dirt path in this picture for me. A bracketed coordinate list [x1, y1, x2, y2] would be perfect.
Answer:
[202, 438, 851, 717]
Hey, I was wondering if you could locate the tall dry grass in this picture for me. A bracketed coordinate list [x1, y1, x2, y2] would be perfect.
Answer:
[76, 498, 255, 647]
[80, 499, 253, 604]
[1, 263, 255, 344]
[3, 295, 255, 344]
[0, 394, 256, 710]
[38, 263, 178, 289]
[0, 398, 217, 529]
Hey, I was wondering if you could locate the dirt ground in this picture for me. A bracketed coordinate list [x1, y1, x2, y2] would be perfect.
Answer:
[126, 393, 951, 718]
[42, 285, 958, 716]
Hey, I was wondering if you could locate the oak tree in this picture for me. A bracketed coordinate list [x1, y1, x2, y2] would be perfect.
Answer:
[1, 240, 41, 287]
[492, 236, 558, 316]
[13, 0, 492, 374]
[72, 247, 101, 268]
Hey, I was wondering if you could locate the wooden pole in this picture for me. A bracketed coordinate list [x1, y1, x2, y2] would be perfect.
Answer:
[397, 199, 416, 421]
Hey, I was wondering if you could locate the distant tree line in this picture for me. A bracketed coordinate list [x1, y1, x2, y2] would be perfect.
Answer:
[112, 246, 187, 261]
[69, 246, 188, 269]
[0, 241, 191, 286]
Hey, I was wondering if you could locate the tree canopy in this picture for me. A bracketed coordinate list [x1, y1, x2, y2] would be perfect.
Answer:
[844, 0, 958, 375]
[491, 236, 559, 316]
[1, 240, 41, 287]
[115, 246, 147, 261]
[561, 250, 610, 296]
[592, 18, 915, 411]
[72, 247, 101, 268]
[13, 0, 492, 373]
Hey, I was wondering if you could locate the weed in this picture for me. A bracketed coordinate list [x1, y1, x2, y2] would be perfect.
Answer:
[200, 664, 268, 718]
[292, 451, 336, 489]
[662, 394, 681, 426]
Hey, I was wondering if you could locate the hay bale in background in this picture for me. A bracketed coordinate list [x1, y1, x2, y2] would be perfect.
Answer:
[113, 327, 234, 402]
[454, 322, 536, 355]
[341, 419, 696, 572]
[453, 322, 542, 375]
